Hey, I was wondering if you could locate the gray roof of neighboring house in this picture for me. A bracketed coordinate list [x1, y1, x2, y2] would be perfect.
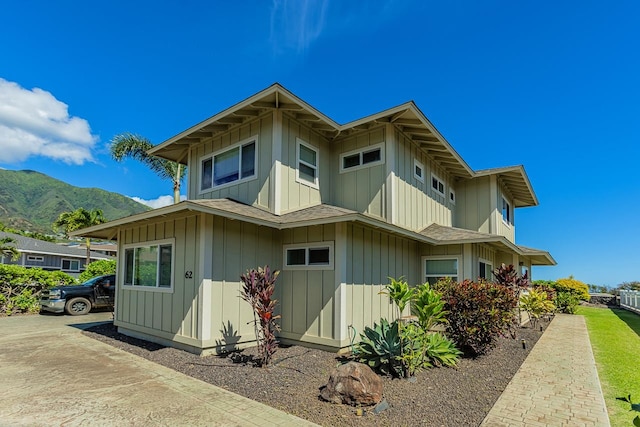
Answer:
[0, 231, 113, 260]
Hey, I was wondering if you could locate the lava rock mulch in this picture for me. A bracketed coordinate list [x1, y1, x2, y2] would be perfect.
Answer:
[83, 323, 544, 427]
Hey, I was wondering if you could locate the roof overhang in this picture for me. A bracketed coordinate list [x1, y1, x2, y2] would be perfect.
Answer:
[517, 245, 557, 266]
[473, 166, 538, 207]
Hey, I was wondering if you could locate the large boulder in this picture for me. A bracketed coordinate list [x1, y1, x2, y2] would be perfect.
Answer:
[320, 361, 383, 406]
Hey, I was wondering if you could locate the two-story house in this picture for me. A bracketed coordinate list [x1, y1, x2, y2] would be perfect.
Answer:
[75, 84, 555, 355]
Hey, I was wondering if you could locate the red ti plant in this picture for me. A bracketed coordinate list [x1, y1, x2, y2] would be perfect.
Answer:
[240, 265, 281, 367]
[493, 263, 530, 331]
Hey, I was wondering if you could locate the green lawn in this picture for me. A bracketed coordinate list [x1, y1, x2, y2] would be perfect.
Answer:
[578, 306, 640, 426]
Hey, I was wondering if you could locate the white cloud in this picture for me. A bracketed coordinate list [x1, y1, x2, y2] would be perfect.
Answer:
[269, 0, 329, 54]
[0, 78, 97, 164]
[130, 194, 186, 209]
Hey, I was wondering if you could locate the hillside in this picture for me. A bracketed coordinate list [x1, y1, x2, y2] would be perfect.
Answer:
[0, 169, 150, 233]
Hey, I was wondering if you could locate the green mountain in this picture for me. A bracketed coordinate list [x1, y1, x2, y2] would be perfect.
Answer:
[0, 169, 150, 233]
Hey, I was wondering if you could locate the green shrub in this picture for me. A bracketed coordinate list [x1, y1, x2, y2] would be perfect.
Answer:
[78, 259, 116, 283]
[519, 289, 555, 328]
[424, 332, 462, 367]
[555, 291, 580, 314]
[437, 279, 518, 356]
[555, 276, 590, 301]
[412, 283, 448, 331]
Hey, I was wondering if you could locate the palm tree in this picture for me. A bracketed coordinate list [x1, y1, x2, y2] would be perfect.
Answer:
[110, 133, 186, 204]
[53, 208, 106, 265]
[0, 237, 20, 262]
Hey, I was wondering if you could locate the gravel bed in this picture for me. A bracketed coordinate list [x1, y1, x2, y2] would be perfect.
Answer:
[83, 323, 544, 427]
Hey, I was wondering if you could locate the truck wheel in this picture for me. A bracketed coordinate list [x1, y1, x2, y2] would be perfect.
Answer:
[65, 297, 91, 315]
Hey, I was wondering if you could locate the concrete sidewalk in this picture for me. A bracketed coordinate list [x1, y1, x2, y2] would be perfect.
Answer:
[0, 313, 317, 426]
[481, 314, 610, 427]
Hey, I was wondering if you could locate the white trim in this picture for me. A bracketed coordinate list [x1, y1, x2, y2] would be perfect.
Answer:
[295, 138, 319, 189]
[449, 188, 456, 205]
[413, 158, 425, 183]
[26, 255, 44, 262]
[479, 258, 493, 281]
[198, 135, 258, 193]
[422, 255, 461, 283]
[385, 124, 396, 225]
[334, 223, 348, 342]
[339, 142, 385, 173]
[431, 172, 445, 197]
[122, 238, 176, 292]
[283, 241, 334, 270]
[501, 196, 512, 227]
[60, 258, 80, 272]
[271, 110, 283, 215]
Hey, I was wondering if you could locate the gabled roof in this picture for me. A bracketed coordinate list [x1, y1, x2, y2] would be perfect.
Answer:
[419, 224, 556, 266]
[149, 83, 475, 179]
[474, 165, 538, 207]
[0, 231, 113, 260]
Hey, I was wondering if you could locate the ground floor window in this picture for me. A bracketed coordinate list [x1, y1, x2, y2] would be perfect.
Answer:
[123, 239, 174, 289]
[283, 242, 334, 270]
[479, 259, 493, 281]
[423, 256, 459, 285]
[61, 258, 80, 272]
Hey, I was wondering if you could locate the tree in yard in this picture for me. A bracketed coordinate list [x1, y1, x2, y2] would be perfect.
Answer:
[0, 237, 20, 261]
[53, 208, 106, 266]
[110, 133, 186, 204]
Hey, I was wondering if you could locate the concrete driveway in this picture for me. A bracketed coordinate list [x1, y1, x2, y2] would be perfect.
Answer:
[0, 313, 316, 426]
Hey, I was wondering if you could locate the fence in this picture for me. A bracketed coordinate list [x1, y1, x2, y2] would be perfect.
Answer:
[620, 290, 640, 315]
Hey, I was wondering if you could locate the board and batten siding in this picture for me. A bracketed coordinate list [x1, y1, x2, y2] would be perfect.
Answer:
[116, 214, 201, 348]
[394, 128, 453, 231]
[332, 127, 387, 219]
[454, 176, 492, 233]
[279, 224, 337, 346]
[279, 115, 331, 213]
[345, 223, 418, 335]
[188, 113, 273, 209]
[496, 185, 516, 243]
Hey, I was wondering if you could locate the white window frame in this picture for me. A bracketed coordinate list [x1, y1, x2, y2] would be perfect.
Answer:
[199, 136, 258, 193]
[431, 173, 445, 196]
[413, 158, 425, 183]
[61, 258, 80, 272]
[339, 142, 385, 173]
[27, 255, 44, 262]
[283, 241, 334, 270]
[122, 238, 175, 292]
[501, 197, 512, 226]
[449, 188, 456, 205]
[422, 255, 461, 284]
[479, 258, 493, 281]
[295, 138, 319, 189]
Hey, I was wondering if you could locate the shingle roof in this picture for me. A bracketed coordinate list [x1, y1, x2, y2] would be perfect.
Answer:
[0, 231, 113, 260]
[419, 223, 497, 242]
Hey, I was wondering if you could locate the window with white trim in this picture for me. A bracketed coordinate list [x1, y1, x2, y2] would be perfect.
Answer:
[520, 265, 529, 278]
[423, 256, 459, 285]
[502, 197, 512, 225]
[200, 137, 257, 191]
[414, 159, 424, 183]
[431, 173, 445, 196]
[479, 259, 493, 281]
[123, 240, 174, 289]
[27, 255, 44, 262]
[339, 143, 385, 172]
[283, 242, 334, 270]
[296, 138, 319, 188]
[449, 189, 456, 204]
[61, 259, 80, 272]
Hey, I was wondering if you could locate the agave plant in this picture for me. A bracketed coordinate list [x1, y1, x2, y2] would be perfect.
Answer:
[354, 318, 403, 377]
[424, 332, 462, 367]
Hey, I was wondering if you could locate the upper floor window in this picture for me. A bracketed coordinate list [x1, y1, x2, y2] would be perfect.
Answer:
[449, 189, 456, 204]
[200, 137, 257, 191]
[284, 242, 334, 270]
[431, 173, 445, 196]
[61, 259, 80, 272]
[502, 197, 512, 225]
[340, 143, 385, 173]
[423, 256, 459, 285]
[414, 159, 424, 183]
[123, 239, 174, 290]
[296, 138, 319, 189]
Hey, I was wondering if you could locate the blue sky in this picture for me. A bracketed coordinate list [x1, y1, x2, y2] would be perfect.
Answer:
[0, 1, 638, 286]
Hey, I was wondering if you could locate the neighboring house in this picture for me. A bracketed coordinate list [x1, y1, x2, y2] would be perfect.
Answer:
[77, 242, 117, 257]
[0, 231, 114, 278]
[75, 84, 555, 355]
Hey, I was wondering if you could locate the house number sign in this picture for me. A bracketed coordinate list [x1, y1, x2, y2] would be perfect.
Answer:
[184, 271, 193, 279]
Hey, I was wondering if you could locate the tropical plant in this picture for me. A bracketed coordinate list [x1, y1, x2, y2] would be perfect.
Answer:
[398, 322, 429, 375]
[554, 291, 580, 314]
[380, 277, 413, 317]
[438, 279, 518, 356]
[78, 259, 117, 282]
[53, 207, 106, 265]
[239, 265, 281, 367]
[0, 237, 20, 261]
[354, 318, 403, 377]
[110, 133, 187, 204]
[519, 289, 555, 328]
[412, 283, 448, 331]
[616, 394, 640, 427]
[424, 332, 462, 367]
[555, 276, 591, 301]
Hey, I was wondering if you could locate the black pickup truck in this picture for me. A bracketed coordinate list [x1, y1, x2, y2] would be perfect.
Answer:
[40, 274, 115, 315]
